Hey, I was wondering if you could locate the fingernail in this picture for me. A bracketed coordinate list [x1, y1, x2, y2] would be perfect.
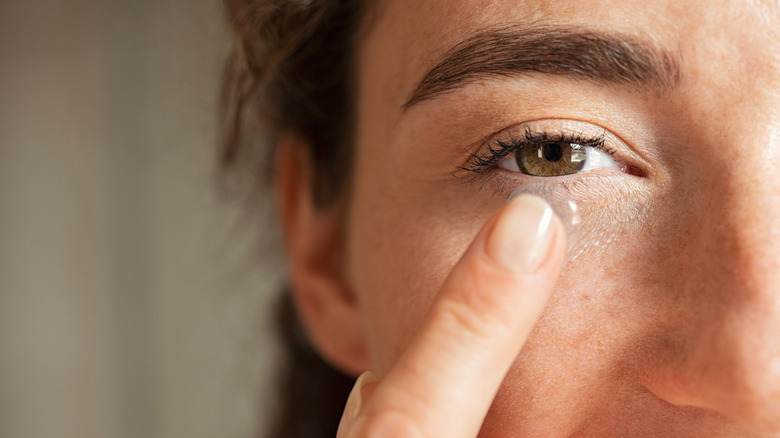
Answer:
[487, 194, 556, 273]
[350, 370, 378, 419]
[337, 371, 379, 438]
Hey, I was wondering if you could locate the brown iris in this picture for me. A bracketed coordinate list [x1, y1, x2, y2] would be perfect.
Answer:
[516, 141, 587, 176]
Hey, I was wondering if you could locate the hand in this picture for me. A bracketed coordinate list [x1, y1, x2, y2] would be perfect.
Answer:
[336, 194, 567, 438]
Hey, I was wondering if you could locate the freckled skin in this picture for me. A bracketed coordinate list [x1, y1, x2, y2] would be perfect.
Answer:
[320, 0, 780, 436]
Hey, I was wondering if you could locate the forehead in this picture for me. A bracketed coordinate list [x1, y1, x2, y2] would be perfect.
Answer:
[357, 0, 780, 117]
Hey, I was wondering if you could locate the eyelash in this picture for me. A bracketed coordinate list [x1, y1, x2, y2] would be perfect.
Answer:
[460, 126, 615, 177]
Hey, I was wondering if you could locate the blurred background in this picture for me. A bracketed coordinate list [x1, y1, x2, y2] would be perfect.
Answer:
[0, 1, 282, 437]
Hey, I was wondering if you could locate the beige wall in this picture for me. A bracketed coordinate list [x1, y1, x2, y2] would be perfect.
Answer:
[0, 1, 280, 437]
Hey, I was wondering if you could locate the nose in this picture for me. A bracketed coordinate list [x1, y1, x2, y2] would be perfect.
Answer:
[645, 148, 780, 433]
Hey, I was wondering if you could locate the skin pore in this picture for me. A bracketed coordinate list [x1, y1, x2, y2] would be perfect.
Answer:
[281, 0, 780, 436]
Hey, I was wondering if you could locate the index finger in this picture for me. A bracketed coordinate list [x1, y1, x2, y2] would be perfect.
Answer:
[353, 194, 567, 437]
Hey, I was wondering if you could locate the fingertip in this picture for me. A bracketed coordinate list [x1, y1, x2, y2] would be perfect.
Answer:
[486, 194, 560, 274]
[337, 371, 379, 438]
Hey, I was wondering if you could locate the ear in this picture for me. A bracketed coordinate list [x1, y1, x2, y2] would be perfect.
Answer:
[275, 138, 369, 376]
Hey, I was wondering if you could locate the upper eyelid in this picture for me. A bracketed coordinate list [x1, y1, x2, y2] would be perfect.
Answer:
[481, 119, 637, 158]
[498, 128, 609, 152]
[492, 123, 608, 147]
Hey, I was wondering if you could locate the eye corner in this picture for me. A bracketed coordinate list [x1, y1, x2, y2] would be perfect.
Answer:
[623, 164, 647, 178]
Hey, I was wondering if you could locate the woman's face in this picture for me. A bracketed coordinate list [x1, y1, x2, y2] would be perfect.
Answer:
[339, 0, 780, 435]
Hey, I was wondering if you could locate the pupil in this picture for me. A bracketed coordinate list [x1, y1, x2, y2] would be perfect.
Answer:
[542, 143, 563, 162]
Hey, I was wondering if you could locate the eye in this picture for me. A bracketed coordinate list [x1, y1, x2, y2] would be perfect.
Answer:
[499, 138, 624, 177]
[460, 121, 643, 180]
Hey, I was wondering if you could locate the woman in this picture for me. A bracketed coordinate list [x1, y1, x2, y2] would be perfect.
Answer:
[221, 0, 780, 436]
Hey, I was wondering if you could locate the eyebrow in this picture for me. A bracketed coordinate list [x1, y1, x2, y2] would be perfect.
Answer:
[404, 25, 681, 108]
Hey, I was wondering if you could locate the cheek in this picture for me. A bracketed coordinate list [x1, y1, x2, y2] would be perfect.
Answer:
[484, 186, 714, 429]
[479, 221, 682, 433]
[344, 180, 676, 374]
[343, 165, 683, 364]
[344, 183, 495, 374]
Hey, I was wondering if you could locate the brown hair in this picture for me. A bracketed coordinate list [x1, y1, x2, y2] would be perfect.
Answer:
[221, 0, 364, 206]
[220, 0, 366, 436]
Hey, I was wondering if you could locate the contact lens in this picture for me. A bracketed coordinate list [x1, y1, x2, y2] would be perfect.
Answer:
[507, 182, 582, 251]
